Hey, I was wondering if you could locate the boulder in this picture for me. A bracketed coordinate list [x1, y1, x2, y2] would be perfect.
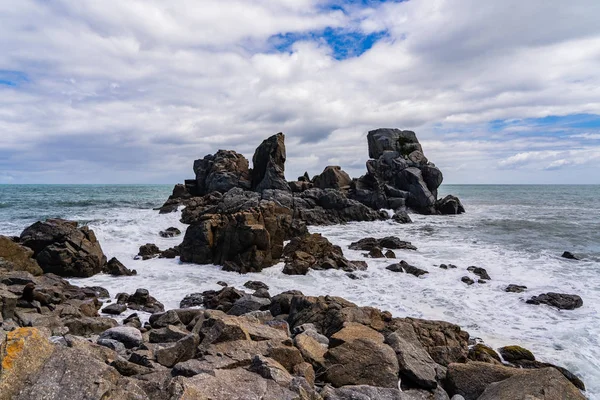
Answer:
[98, 326, 143, 349]
[385, 327, 438, 389]
[477, 367, 585, 400]
[446, 361, 524, 400]
[179, 293, 203, 309]
[118, 289, 165, 314]
[244, 280, 269, 291]
[386, 261, 428, 277]
[466, 266, 490, 280]
[313, 166, 352, 190]
[19, 219, 107, 278]
[526, 293, 583, 310]
[323, 338, 399, 388]
[505, 284, 527, 293]
[498, 345, 535, 363]
[283, 234, 367, 275]
[193, 149, 252, 195]
[461, 276, 474, 285]
[103, 257, 136, 276]
[561, 251, 580, 260]
[392, 210, 412, 224]
[468, 344, 501, 364]
[155, 333, 199, 367]
[436, 195, 465, 215]
[329, 322, 384, 347]
[102, 303, 128, 315]
[138, 243, 161, 260]
[0, 236, 43, 276]
[349, 237, 417, 251]
[251, 133, 290, 192]
[367, 128, 422, 159]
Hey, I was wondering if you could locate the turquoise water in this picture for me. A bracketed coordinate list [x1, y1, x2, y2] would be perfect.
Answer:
[1, 184, 599, 398]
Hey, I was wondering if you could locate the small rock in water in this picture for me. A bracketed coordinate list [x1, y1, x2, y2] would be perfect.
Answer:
[384, 250, 396, 258]
[526, 292, 583, 310]
[391, 210, 412, 224]
[346, 273, 360, 280]
[159, 227, 181, 238]
[137, 243, 161, 260]
[386, 260, 428, 277]
[561, 251, 580, 260]
[467, 266, 491, 280]
[367, 247, 385, 258]
[216, 281, 228, 287]
[243, 280, 269, 291]
[103, 257, 136, 276]
[498, 345, 535, 362]
[505, 284, 527, 293]
[461, 276, 475, 285]
[179, 293, 203, 309]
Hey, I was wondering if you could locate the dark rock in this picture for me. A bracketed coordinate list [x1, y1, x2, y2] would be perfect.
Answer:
[159, 247, 179, 259]
[227, 295, 271, 316]
[385, 328, 437, 389]
[251, 132, 290, 192]
[367, 247, 385, 258]
[498, 345, 535, 362]
[103, 257, 136, 276]
[216, 281, 228, 287]
[138, 243, 161, 260]
[446, 361, 524, 400]
[384, 250, 396, 258]
[439, 264, 457, 269]
[313, 166, 352, 190]
[468, 344, 502, 364]
[149, 310, 182, 329]
[110, 358, 153, 377]
[349, 237, 416, 251]
[99, 326, 143, 348]
[282, 234, 366, 275]
[461, 276, 474, 285]
[391, 210, 412, 223]
[244, 280, 269, 291]
[269, 290, 304, 317]
[367, 128, 421, 159]
[436, 195, 465, 215]
[149, 325, 189, 343]
[159, 227, 181, 238]
[155, 333, 199, 367]
[526, 292, 583, 310]
[102, 303, 128, 315]
[467, 266, 491, 280]
[201, 286, 245, 313]
[122, 288, 165, 314]
[562, 251, 580, 260]
[507, 359, 585, 391]
[386, 261, 428, 277]
[193, 150, 251, 195]
[179, 293, 203, 309]
[505, 284, 527, 293]
[19, 219, 107, 278]
[123, 313, 142, 329]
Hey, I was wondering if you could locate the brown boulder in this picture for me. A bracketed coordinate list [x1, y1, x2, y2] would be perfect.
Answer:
[0, 236, 43, 276]
[313, 166, 352, 190]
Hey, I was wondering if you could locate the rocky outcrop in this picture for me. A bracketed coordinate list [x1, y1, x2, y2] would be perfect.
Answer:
[193, 150, 252, 195]
[0, 236, 43, 276]
[19, 219, 106, 278]
[252, 133, 290, 192]
[103, 257, 136, 276]
[282, 234, 367, 275]
[350, 128, 464, 215]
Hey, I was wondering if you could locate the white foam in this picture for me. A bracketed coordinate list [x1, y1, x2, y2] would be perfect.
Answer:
[69, 206, 599, 398]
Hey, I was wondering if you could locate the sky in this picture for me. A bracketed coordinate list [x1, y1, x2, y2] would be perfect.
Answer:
[1, 0, 600, 184]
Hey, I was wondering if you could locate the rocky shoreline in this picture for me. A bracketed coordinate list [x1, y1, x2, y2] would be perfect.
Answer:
[0, 128, 587, 399]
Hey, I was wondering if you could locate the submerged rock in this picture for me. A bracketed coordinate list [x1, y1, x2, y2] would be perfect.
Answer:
[505, 284, 527, 293]
[467, 266, 491, 280]
[137, 243, 161, 260]
[526, 292, 583, 310]
[561, 251, 580, 260]
[349, 237, 417, 251]
[386, 261, 428, 277]
[159, 227, 181, 238]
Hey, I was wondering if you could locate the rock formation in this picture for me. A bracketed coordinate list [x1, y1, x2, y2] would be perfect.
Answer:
[251, 132, 290, 192]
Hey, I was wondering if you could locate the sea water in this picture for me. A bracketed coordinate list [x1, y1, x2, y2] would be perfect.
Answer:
[1, 184, 599, 398]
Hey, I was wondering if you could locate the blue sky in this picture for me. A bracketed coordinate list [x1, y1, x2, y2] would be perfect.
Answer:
[1, 0, 600, 184]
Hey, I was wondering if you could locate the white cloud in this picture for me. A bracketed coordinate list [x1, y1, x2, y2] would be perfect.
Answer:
[0, 0, 600, 183]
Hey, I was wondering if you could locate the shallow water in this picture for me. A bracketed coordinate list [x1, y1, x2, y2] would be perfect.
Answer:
[1, 184, 598, 398]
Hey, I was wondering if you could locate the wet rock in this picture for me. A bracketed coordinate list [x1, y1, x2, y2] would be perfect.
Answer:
[123, 313, 142, 329]
[251, 133, 290, 192]
[467, 266, 491, 280]
[324, 338, 399, 388]
[477, 367, 585, 400]
[313, 166, 352, 190]
[385, 327, 438, 389]
[159, 246, 179, 259]
[384, 250, 396, 258]
[436, 195, 466, 215]
[244, 280, 269, 291]
[349, 236, 417, 251]
[201, 286, 245, 313]
[505, 284, 527, 293]
[227, 295, 271, 316]
[98, 326, 143, 349]
[121, 288, 165, 314]
[0, 236, 44, 276]
[179, 293, 202, 309]
[526, 292, 583, 310]
[392, 210, 412, 224]
[439, 264, 457, 269]
[461, 276, 474, 285]
[282, 233, 366, 275]
[367, 247, 385, 258]
[19, 219, 107, 278]
[561, 251, 580, 260]
[468, 344, 502, 364]
[386, 261, 428, 277]
[102, 303, 128, 315]
[103, 257, 136, 276]
[159, 227, 181, 238]
[138, 243, 161, 260]
[498, 345, 535, 362]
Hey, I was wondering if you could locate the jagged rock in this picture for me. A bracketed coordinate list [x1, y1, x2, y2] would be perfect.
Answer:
[19, 219, 107, 278]
[562, 251, 580, 260]
[505, 284, 527, 293]
[386, 261, 428, 277]
[367, 128, 422, 159]
[330, 322, 384, 347]
[505, 359, 585, 391]
[392, 210, 412, 223]
[288, 180, 312, 193]
[526, 292, 583, 310]
[282, 233, 366, 275]
[193, 149, 252, 195]
[477, 368, 585, 400]
[158, 183, 191, 213]
[159, 246, 179, 259]
[103, 257, 136, 276]
[159, 227, 181, 238]
[324, 338, 399, 388]
[138, 243, 161, 260]
[467, 266, 491, 280]
[251, 133, 290, 192]
[118, 289, 165, 314]
[149, 325, 190, 343]
[201, 286, 245, 313]
[227, 295, 271, 316]
[0, 236, 43, 276]
[313, 166, 352, 190]
[179, 293, 203, 309]
[149, 310, 183, 329]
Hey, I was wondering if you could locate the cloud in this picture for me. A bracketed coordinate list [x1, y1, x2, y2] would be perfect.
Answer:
[1, 0, 600, 183]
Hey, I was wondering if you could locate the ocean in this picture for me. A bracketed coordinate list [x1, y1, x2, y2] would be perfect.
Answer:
[1, 184, 599, 398]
